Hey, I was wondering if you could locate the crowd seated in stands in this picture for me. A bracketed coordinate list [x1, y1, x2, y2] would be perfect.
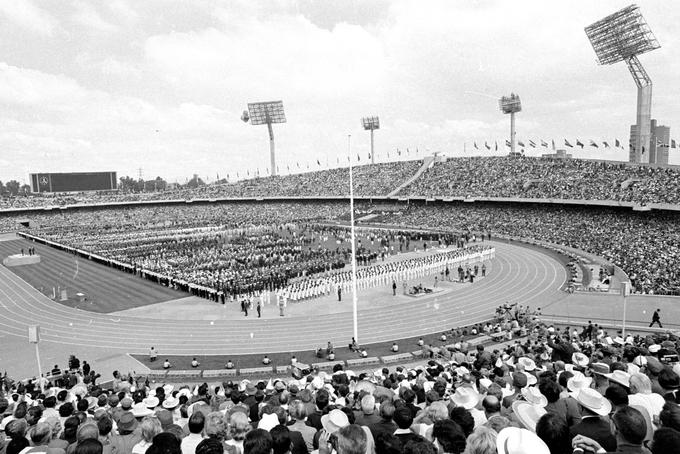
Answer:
[3, 314, 680, 454]
[3, 156, 680, 211]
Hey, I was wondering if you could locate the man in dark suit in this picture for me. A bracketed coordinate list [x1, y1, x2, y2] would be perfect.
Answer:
[572, 406, 648, 454]
[368, 400, 398, 441]
[569, 388, 616, 452]
[393, 405, 419, 445]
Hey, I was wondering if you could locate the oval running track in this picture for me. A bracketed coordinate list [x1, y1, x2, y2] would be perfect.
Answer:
[0, 241, 568, 377]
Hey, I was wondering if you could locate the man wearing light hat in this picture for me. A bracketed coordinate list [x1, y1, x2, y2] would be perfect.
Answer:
[568, 388, 616, 452]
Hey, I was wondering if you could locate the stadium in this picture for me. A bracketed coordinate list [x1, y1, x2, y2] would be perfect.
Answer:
[1, 2, 680, 454]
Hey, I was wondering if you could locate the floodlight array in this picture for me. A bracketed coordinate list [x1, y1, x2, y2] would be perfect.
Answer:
[362, 116, 380, 130]
[247, 101, 286, 126]
[585, 4, 660, 65]
[499, 94, 522, 114]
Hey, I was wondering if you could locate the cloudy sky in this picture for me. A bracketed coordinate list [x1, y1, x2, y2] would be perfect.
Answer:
[0, 0, 678, 184]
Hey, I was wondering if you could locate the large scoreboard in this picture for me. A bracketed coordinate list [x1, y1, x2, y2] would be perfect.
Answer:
[30, 172, 117, 193]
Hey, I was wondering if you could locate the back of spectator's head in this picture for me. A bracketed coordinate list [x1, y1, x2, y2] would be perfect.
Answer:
[535, 413, 570, 454]
[464, 426, 497, 454]
[361, 394, 375, 414]
[652, 427, 680, 454]
[315, 389, 329, 410]
[484, 415, 511, 433]
[229, 412, 250, 441]
[538, 379, 561, 404]
[5, 418, 29, 439]
[43, 396, 57, 408]
[379, 401, 395, 421]
[147, 433, 181, 454]
[612, 406, 647, 445]
[400, 387, 415, 404]
[449, 407, 475, 437]
[74, 439, 103, 454]
[195, 438, 224, 454]
[393, 405, 414, 430]
[204, 412, 227, 440]
[482, 395, 501, 415]
[59, 402, 74, 418]
[28, 422, 52, 445]
[96, 416, 112, 437]
[63, 415, 81, 441]
[660, 402, 680, 431]
[432, 420, 466, 454]
[605, 384, 629, 406]
[244, 428, 273, 454]
[426, 401, 449, 422]
[77, 398, 89, 413]
[336, 425, 367, 454]
[375, 433, 403, 454]
[403, 436, 436, 454]
[557, 371, 573, 389]
[76, 422, 99, 443]
[26, 406, 43, 426]
[188, 411, 206, 434]
[288, 400, 306, 421]
[269, 425, 291, 454]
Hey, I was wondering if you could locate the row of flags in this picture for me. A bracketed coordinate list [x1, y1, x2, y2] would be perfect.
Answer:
[473, 138, 678, 150]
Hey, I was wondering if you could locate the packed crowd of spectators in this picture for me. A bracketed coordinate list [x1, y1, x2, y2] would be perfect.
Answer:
[378, 202, 680, 295]
[2, 157, 680, 212]
[399, 157, 680, 204]
[3, 315, 680, 454]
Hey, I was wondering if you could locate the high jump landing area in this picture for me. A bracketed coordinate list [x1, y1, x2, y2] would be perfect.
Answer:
[0, 233, 677, 380]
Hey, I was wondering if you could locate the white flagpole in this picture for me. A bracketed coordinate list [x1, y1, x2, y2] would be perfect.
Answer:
[348, 134, 359, 344]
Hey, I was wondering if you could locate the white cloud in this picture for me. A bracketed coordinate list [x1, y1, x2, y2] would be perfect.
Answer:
[71, 2, 117, 32]
[0, 0, 56, 35]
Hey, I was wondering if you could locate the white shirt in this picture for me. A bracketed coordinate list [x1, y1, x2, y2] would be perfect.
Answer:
[181, 433, 205, 454]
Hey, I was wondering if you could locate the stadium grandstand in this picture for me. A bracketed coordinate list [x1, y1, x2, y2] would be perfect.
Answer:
[2, 2, 680, 454]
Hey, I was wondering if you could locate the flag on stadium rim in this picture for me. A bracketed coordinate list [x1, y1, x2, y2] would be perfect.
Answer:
[564, 139, 573, 147]
[576, 139, 584, 148]
[590, 140, 599, 148]
[603, 141, 610, 148]
[317, 159, 321, 166]
[485, 141, 491, 150]
[552, 139, 555, 149]
[672, 139, 677, 148]
[474, 141, 479, 149]
[357, 153, 360, 161]
[495, 141, 498, 151]
[397, 149, 402, 155]
[615, 139, 621, 148]
[505, 139, 511, 147]
[541, 140, 548, 147]
[529, 140, 536, 148]
[518, 140, 525, 147]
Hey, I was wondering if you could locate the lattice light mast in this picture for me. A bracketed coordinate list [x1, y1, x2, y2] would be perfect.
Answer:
[241, 101, 286, 176]
[585, 5, 660, 164]
[361, 116, 380, 164]
[499, 94, 522, 155]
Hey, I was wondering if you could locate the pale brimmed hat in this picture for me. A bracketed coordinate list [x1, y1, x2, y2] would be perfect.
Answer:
[451, 386, 481, 410]
[162, 396, 179, 410]
[572, 352, 590, 367]
[589, 362, 610, 376]
[143, 396, 159, 409]
[512, 401, 547, 432]
[321, 409, 349, 434]
[131, 402, 154, 418]
[572, 388, 612, 416]
[605, 370, 631, 388]
[258, 413, 279, 431]
[518, 357, 537, 371]
[496, 427, 550, 454]
[520, 387, 547, 407]
[567, 372, 593, 393]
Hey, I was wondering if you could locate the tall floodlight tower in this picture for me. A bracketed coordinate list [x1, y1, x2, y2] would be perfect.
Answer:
[361, 116, 380, 164]
[241, 101, 286, 176]
[585, 5, 660, 164]
[499, 94, 522, 155]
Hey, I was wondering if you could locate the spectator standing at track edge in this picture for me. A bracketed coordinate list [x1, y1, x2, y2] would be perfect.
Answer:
[650, 308, 662, 328]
